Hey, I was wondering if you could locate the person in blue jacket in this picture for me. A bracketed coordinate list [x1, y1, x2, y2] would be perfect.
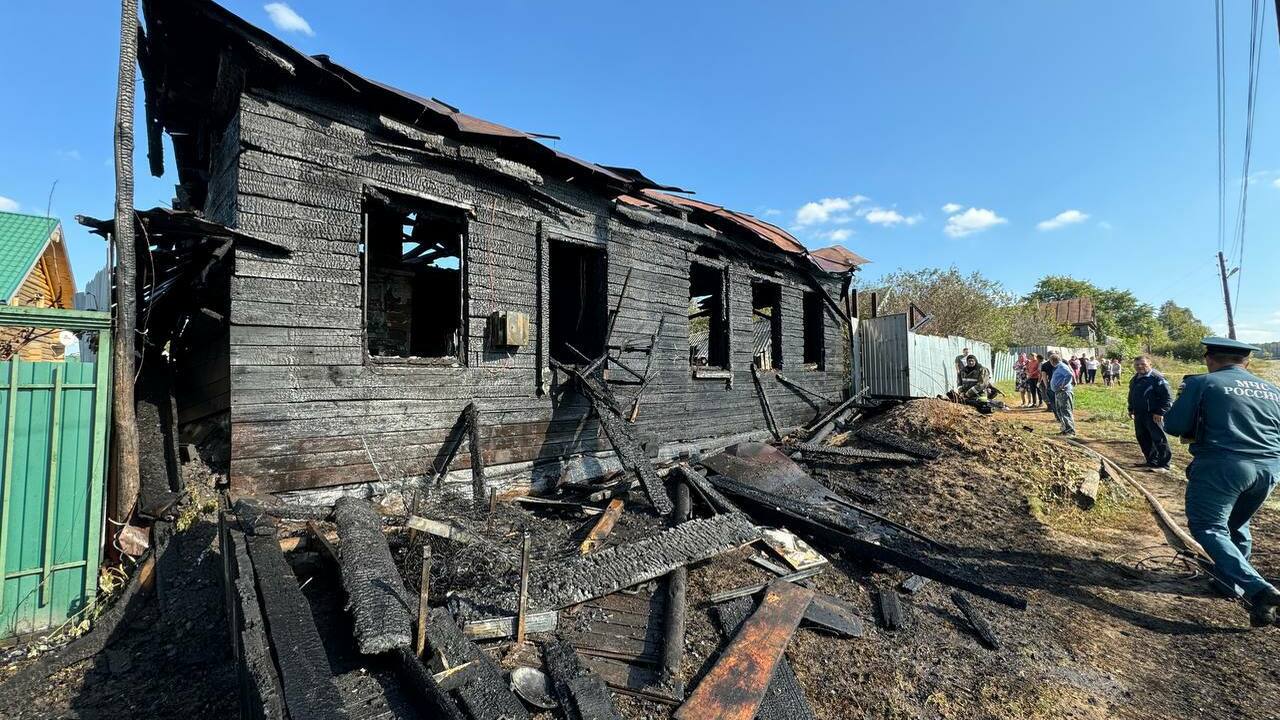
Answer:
[1163, 337, 1280, 627]
[1048, 353, 1076, 435]
[1127, 355, 1173, 472]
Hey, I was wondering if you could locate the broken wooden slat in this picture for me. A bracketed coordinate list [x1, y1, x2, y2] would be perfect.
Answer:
[1075, 468, 1101, 510]
[792, 442, 917, 464]
[543, 638, 623, 720]
[425, 608, 530, 720]
[855, 427, 942, 460]
[675, 581, 814, 720]
[802, 593, 864, 638]
[900, 574, 929, 595]
[531, 513, 760, 611]
[243, 533, 347, 720]
[712, 597, 817, 720]
[468, 404, 486, 505]
[706, 567, 824, 604]
[669, 464, 739, 515]
[406, 515, 478, 544]
[580, 498, 626, 554]
[516, 532, 532, 643]
[416, 544, 432, 657]
[462, 611, 559, 640]
[391, 646, 467, 720]
[305, 519, 339, 563]
[751, 365, 781, 441]
[552, 358, 673, 514]
[876, 587, 904, 631]
[950, 592, 1000, 649]
[334, 497, 415, 655]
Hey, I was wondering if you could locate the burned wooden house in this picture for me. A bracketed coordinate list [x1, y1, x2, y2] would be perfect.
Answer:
[135, 0, 868, 500]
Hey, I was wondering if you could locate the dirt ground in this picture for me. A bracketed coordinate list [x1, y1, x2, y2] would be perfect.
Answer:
[3, 398, 1278, 720]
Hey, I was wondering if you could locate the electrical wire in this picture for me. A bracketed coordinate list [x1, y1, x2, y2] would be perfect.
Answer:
[1215, 0, 1227, 257]
[1230, 0, 1267, 309]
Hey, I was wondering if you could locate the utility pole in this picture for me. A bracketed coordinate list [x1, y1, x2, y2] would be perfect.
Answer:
[1217, 251, 1237, 340]
[112, 0, 141, 523]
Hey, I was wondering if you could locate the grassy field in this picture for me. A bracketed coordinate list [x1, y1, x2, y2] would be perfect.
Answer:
[996, 355, 1280, 509]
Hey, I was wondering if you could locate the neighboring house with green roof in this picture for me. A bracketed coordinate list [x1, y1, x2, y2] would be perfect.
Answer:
[0, 211, 77, 361]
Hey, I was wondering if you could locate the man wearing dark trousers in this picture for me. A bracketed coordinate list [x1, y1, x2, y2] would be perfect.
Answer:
[1163, 337, 1280, 628]
[1128, 355, 1173, 472]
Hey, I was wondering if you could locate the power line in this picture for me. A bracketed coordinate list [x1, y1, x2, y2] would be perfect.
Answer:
[1215, 0, 1227, 256]
[1230, 0, 1267, 308]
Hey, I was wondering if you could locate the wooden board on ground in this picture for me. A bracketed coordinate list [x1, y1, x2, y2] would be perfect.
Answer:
[674, 580, 814, 720]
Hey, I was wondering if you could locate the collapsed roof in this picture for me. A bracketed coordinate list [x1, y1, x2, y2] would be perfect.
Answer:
[138, 0, 867, 277]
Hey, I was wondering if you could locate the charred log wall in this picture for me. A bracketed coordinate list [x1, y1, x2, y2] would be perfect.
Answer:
[221, 87, 847, 495]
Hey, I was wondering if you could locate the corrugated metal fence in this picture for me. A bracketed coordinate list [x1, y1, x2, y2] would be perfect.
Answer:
[860, 314, 999, 397]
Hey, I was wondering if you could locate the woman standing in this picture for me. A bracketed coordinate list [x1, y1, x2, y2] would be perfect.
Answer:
[1015, 353, 1029, 406]
[1086, 355, 1099, 384]
[1024, 353, 1042, 406]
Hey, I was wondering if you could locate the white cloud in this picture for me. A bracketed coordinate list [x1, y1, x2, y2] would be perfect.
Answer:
[0, 196, 20, 212]
[264, 2, 314, 36]
[794, 195, 868, 226]
[860, 208, 922, 226]
[941, 202, 962, 214]
[1036, 209, 1090, 231]
[944, 207, 1007, 238]
[1097, 220, 1113, 230]
[817, 228, 853, 242]
[1272, 178, 1280, 189]
[56, 149, 81, 161]
[762, 208, 782, 217]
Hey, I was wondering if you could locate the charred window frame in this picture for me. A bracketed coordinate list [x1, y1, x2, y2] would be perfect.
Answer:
[802, 290, 825, 369]
[360, 187, 469, 364]
[689, 261, 730, 371]
[751, 280, 783, 370]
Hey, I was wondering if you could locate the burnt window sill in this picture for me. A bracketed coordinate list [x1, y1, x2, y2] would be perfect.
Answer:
[368, 354, 464, 368]
[692, 368, 733, 380]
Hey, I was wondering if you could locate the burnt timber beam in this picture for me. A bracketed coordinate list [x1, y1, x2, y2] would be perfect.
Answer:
[424, 607, 531, 720]
[551, 358, 673, 515]
[243, 532, 348, 720]
[951, 592, 1000, 650]
[750, 365, 781, 441]
[333, 496, 415, 654]
[855, 427, 943, 460]
[531, 513, 760, 611]
[705, 474, 1027, 609]
[660, 482, 692, 690]
[543, 638, 624, 720]
[674, 580, 813, 720]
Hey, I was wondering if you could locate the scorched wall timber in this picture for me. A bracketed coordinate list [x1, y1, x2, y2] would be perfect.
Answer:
[224, 88, 847, 496]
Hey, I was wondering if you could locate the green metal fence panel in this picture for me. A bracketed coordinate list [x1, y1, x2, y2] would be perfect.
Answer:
[0, 328, 112, 639]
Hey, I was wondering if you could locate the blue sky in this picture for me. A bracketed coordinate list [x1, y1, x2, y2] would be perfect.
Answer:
[2, 1, 1277, 341]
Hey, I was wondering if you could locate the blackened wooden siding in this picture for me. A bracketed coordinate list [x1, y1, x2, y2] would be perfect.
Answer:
[220, 87, 847, 495]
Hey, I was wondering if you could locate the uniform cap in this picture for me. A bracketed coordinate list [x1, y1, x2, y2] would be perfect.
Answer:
[1200, 336, 1262, 355]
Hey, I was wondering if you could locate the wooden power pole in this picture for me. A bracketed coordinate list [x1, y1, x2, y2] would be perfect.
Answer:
[112, 0, 142, 523]
[1217, 251, 1237, 341]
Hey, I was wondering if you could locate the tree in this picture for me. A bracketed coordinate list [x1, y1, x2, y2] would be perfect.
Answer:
[1025, 276, 1156, 340]
[861, 267, 1072, 348]
[1157, 301, 1212, 342]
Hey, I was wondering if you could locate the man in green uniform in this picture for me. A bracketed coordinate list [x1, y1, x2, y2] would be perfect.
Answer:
[1163, 337, 1280, 627]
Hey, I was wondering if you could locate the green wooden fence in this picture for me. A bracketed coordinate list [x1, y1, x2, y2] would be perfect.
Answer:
[0, 306, 112, 639]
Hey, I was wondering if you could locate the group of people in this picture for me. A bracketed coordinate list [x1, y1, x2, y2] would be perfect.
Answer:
[1025, 339, 1280, 628]
[1013, 352, 1123, 407]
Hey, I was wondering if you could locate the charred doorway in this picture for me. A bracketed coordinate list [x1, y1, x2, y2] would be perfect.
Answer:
[549, 241, 608, 364]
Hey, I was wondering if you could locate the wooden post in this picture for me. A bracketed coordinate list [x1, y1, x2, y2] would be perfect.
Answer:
[1218, 250, 1237, 340]
[416, 544, 431, 657]
[468, 404, 485, 507]
[515, 532, 531, 644]
[660, 482, 691, 686]
[111, 0, 142, 523]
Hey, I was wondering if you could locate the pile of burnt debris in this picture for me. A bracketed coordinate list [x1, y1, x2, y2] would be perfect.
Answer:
[223, 379, 1029, 720]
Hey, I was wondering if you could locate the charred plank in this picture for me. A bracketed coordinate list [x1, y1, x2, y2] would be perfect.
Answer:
[950, 591, 1000, 650]
[855, 427, 943, 460]
[676, 581, 813, 720]
[711, 597, 817, 720]
[543, 638, 623, 720]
